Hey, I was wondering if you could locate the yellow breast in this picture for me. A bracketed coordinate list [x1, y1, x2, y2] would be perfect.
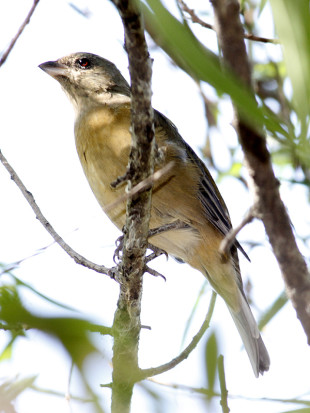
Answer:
[74, 104, 132, 228]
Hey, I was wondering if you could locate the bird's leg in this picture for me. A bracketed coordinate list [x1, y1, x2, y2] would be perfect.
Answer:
[113, 227, 127, 264]
[146, 243, 168, 262]
[148, 220, 189, 238]
[110, 168, 132, 189]
[144, 265, 166, 281]
[113, 220, 187, 266]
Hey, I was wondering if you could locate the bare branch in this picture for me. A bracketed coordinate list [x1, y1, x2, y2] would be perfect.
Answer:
[0, 149, 111, 277]
[177, 0, 278, 44]
[210, 0, 310, 343]
[137, 291, 217, 380]
[0, 0, 40, 67]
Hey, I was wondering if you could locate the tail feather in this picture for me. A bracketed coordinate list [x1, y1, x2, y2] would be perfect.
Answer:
[228, 294, 270, 377]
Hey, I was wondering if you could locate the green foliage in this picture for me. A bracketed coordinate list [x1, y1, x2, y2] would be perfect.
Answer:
[142, 0, 310, 184]
[142, 0, 287, 138]
[0, 284, 98, 366]
[204, 331, 219, 399]
[0, 273, 111, 411]
[271, 0, 310, 127]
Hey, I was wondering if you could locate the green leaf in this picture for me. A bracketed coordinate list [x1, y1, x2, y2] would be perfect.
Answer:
[270, 0, 310, 133]
[142, 0, 288, 138]
[204, 331, 218, 399]
[12, 273, 79, 313]
[0, 336, 16, 362]
[0, 285, 99, 368]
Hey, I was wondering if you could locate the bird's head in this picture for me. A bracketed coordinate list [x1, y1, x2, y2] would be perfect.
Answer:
[39, 52, 130, 110]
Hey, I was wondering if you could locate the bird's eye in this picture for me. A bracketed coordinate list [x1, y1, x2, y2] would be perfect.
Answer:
[76, 58, 91, 69]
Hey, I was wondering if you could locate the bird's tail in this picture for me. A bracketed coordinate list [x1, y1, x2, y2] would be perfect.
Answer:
[228, 292, 270, 377]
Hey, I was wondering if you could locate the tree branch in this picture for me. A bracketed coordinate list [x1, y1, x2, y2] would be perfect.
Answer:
[210, 0, 310, 343]
[110, 1, 155, 412]
[0, 149, 111, 277]
[178, 0, 278, 44]
[0, 0, 40, 67]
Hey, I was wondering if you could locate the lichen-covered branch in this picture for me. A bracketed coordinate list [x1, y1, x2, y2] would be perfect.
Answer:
[110, 1, 155, 412]
[210, 0, 310, 343]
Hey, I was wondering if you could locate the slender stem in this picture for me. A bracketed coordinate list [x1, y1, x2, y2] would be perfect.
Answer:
[177, 0, 278, 44]
[0, 150, 111, 276]
[0, 0, 40, 67]
[218, 355, 230, 413]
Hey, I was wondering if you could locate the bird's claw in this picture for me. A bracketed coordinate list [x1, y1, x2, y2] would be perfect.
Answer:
[113, 234, 124, 264]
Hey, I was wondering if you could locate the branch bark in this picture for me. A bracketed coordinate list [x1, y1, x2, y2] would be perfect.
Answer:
[210, 0, 310, 342]
[110, 1, 155, 412]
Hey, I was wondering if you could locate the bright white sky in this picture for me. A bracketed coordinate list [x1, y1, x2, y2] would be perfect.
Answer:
[1, 1, 310, 413]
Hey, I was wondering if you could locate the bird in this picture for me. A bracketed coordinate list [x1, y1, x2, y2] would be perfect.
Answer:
[39, 52, 270, 377]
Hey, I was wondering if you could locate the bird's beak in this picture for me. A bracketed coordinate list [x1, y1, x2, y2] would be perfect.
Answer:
[39, 60, 68, 78]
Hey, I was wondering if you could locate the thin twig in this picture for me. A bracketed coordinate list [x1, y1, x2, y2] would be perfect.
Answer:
[218, 355, 230, 413]
[147, 378, 310, 406]
[30, 384, 94, 402]
[219, 206, 256, 258]
[137, 291, 217, 380]
[0, 149, 111, 277]
[0, 0, 40, 67]
[177, 0, 279, 44]
[105, 161, 174, 213]
[148, 378, 218, 398]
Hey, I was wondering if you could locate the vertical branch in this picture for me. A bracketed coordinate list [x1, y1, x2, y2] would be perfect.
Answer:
[210, 0, 310, 341]
[111, 1, 155, 412]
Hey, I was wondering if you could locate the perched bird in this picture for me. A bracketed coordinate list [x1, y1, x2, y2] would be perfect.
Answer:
[39, 52, 270, 376]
